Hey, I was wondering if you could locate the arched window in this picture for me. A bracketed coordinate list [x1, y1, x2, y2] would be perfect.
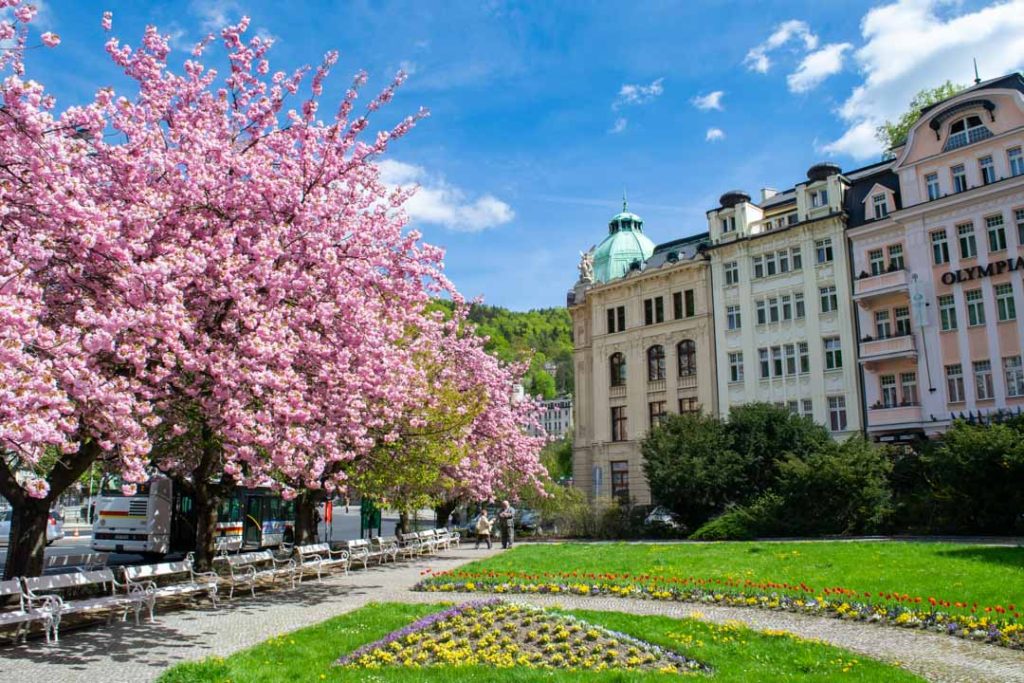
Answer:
[949, 115, 983, 135]
[647, 345, 665, 381]
[678, 340, 696, 377]
[609, 352, 627, 386]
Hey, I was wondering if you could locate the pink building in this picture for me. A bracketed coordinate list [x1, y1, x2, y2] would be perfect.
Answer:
[847, 74, 1024, 442]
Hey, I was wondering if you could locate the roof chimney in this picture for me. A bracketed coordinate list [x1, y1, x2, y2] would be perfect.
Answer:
[760, 187, 777, 202]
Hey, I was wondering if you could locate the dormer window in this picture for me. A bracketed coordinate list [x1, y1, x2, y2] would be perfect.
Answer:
[872, 194, 889, 219]
[811, 189, 828, 208]
[720, 215, 736, 233]
[944, 114, 993, 151]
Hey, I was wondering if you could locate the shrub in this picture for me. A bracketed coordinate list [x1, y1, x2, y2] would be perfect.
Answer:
[690, 493, 784, 541]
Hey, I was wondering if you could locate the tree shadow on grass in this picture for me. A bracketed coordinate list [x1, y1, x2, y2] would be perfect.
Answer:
[934, 546, 1024, 570]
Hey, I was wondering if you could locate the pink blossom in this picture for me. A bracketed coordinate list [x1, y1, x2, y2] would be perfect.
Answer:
[40, 31, 59, 47]
[101, 11, 112, 32]
[121, 483, 137, 496]
[25, 477, 49, 499]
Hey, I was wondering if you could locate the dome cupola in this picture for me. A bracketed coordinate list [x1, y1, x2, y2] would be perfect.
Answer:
[592, 194, 656, 284]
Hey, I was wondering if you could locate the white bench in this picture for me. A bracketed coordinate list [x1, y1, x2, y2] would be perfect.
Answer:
[23, 569, 148, 644]
[0, 578, 57, 644]
[370, 536, 400, 563]
[434, 529, 460, 550]
[416, 529, 442, 553]
[396, 531, 427, 556]
[215, 550, 297, 599]
[43, 552, 109, 574]
[122, 554, 219, 621]
[293, 543, 349, 583]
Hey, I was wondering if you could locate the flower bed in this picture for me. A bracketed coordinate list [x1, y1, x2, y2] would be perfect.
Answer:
[336, 599, 708, 674]
[413, 570, 1024, 650]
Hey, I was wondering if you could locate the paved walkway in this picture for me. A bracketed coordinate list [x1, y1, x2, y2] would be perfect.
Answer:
[2, 544, 1022, 682]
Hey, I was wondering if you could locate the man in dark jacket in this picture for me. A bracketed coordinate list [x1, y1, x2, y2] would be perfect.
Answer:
[498, 500, 515, 549]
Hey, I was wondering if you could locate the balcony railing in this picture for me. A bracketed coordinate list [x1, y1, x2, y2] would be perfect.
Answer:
[867, 404, 924, 429]
[677, 373, 698, 390]
[647, 379, 666, 392]
[853, 268, 909, 302]
[943, 125, 993, 152]
[859, 332, 916, 362]
[609, 384, 626, 399]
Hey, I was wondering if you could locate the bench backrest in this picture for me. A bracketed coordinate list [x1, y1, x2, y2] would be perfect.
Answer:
[372, 536, 397, 546]
[123, 560, 191, 582]
[294, 543, 330, 558]
[344, 539, 369, 550]
[223, 550, 273, 567]
[0, 578, 25, 599]
[25, 569, 116, 594]
[44, 552, 109, 572]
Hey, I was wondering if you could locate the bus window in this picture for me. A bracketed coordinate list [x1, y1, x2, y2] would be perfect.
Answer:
[229, 496, 242, 522]
[100, 475, 151, 497]
[282, 500, 295, 520]
[268, 496, 281, 520]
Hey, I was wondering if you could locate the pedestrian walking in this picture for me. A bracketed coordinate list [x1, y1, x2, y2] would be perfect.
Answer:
[474, 509, 493, 549]
[498, 499, 516, 549]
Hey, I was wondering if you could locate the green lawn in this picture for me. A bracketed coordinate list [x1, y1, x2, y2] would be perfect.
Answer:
[428, 541, 1024, 615]
[158, 601, 921, 682]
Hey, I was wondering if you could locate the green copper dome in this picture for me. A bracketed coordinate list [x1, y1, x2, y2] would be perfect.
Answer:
[592, 202, 655, 284]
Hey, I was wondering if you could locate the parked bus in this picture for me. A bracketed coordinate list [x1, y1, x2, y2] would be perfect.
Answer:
[91, 475, 294, 557]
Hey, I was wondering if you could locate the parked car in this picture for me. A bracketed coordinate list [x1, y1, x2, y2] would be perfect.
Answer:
[0, 508, 65, 546]
[517, 508, 541, 531]
[643, 506, 681, 529]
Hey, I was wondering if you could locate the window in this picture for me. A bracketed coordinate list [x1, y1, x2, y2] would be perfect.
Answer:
[768, 297, 780, 323]
[609, 352, 626, 386]
[824, 337, 842, 370]
[974, 360, 994, 400]
[784, 344, 797, 376]
[966, 289, 985, 326]
[869, 249, 885, 276]
[685, 289, 695, 317]
[1017, 209, 1024, 245]
[1010, 147, 1024, 177]
[677, 340, 696, 377]
[611, 408, 628, 442]
[951, 164, 967, 193]
[787, 400, 799, 415]
[772, 346, 784, 377]
[979, 155, 996, 185]
[875, 310, 892, 338]
[801, 398, 813, 418]
[828, 396, 847, 432]
[759, 348, 770, 379]
[756, 300, 767, 325]
[986, 215, 1007, 252]
[765, 253, 777, 277]
[791, 246, 803, 270]
[610, 460, 629, 500]
[607, 305, 626, 333]
[938, 294, 957, 331]
[900, 372, 918, 405]
[781, 294, 792, 321]
[778, 249, 790, 273]
[794, 292, 806, 319]
[957, 223, 977, 259]
[931, 230, 950, 265]
[996, 283, 1016, 321]
[649, 400, 667, 428]
[872, 194, 889, 219]
[721, 215, 736, 233]
[644, 297, 664, 325]
[798, 342, 809, 374]
[815, 238, 833, 264]
[726, 305, 742, 330]
[647, 345, 666, 381]
[880, 375, 897, 408]
[811, 188, 828, 207]
[819, 285, 838, 313]
[894, 306, 911, 336]
[723, 261, 739, 285]
[948, 115, 986, 149]
[673, 291, 683, 320]
[752, 256, 764, 279]
[888, 244, 904, 270]
[728, 352, 743, 382]
[926, 172, 940, 200]
[946, 364, 965, 403]
[1004, 356, 1024, 397]
[679, 397, 700, 414]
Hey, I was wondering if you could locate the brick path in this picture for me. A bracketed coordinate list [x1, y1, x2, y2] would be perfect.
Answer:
[1, 544, 1022, 682]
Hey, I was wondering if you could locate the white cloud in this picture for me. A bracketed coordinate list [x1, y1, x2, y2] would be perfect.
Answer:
[190, 0, 242, 32]
[609, 117, 628, 134]
[706, 128, 725, 142]
[378, 159, 514, 233]
[692, 90, 724, 111]
[821, 0, 1024, 160]
[787, 42, 852, 93]
[744, 20, 818, 73]
[614, 78, 664, 108]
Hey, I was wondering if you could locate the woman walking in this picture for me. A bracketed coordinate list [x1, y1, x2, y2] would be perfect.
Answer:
[474, 509, 493, 549]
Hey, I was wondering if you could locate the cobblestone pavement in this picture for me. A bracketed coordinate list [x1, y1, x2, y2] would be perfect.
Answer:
[2, 544, 1022, 683]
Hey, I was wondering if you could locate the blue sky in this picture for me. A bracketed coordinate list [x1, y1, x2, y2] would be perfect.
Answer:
[25, 0, 1024, 310]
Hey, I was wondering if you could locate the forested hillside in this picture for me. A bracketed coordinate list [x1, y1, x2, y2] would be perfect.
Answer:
[433, 301, 573, 399]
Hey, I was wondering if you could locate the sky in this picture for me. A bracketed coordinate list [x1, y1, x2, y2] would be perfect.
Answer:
[22, 0, 1024, 310]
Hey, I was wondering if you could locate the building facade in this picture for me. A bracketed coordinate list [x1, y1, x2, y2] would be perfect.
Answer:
[568, 206, 716, 504]
[706, 165, 862, 437]
[847, 74, 1024, 441]
[532, 396, 574, 439]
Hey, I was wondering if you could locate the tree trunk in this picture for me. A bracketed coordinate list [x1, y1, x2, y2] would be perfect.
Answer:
[191, 483, 219, 571]
[293, 490, 323, 545]
[3, 501, 49, 580]
[434, 499, 458, 529]
[398, 510, 410, 534]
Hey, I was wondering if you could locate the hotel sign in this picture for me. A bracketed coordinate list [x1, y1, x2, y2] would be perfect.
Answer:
[941, 256, 1024, 285]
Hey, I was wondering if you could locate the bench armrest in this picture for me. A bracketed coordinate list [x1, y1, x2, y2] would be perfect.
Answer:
[191, 569, 220, 584]
[272, 557, 297, 571]
[25, 591, 64, 613]
[327, 548, 350, 561]
[230, 565, 258, 581]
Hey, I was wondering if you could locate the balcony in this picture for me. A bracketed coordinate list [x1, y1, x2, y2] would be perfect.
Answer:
[609, 384, 626, 399]
[867, 404, 924, 430]
[853, 268, 909, 303]
[647, 379, 666, 393]
[677, 373, 698, 391]
[859, 332, 916, 364]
